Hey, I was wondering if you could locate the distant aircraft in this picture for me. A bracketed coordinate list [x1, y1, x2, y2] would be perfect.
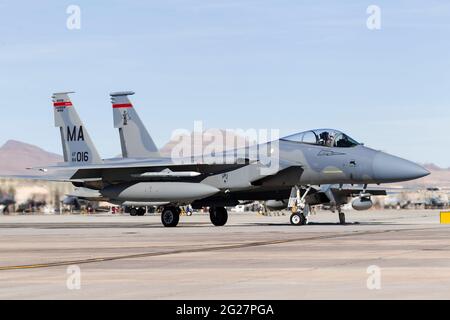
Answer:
[424, 188, 449, 209]
[0, 196, 15, 213]
[382, 187, 449, 210]
[9, 92, 429, 227]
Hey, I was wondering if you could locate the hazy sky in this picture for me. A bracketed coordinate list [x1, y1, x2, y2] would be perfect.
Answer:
[1, 0, 449, 167]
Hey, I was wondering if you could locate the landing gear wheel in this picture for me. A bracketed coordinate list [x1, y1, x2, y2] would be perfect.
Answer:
[339, 212, 346, 225]
[130, 207, 137, 216]
[209, 207, 228, 226]
[137, 208, 146, 216]
[161, 207, 180, 227]
[290, 213, 307, 226]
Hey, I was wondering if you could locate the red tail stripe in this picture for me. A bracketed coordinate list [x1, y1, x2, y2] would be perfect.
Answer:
[112, 103, 133, 108]
[53, 102, 72, 107]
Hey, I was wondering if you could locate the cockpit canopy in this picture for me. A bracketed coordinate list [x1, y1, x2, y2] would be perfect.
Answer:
[281, 129, 360, 148]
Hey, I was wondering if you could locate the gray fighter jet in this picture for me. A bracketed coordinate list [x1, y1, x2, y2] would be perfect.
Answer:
[104, 92, 427, 224]
[13, 92, 429, 227]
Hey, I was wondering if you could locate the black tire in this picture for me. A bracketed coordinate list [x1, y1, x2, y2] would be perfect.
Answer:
[209, 207, 228, 226]
[130, 207, 137, 216]
[161, 207, 180, 227]
[290, 213, 306, 226]
[339, 212, 346, 225]
[137, 208, 146, 216]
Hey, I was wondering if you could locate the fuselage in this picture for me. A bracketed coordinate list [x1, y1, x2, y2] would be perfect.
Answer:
[84, 129, 429, 205]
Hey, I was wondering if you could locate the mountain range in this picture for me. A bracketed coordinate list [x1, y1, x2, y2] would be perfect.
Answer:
[0, 140, 62, 175]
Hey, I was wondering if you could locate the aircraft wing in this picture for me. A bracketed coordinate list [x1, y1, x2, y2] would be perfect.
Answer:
[7, 158, 254, 183]
[70, 162, 251, 181]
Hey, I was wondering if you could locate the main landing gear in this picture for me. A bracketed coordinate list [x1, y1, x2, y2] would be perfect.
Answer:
[160, 206, 229, 227]
[161, 206, 181, 227]
[209, 206, 228, 226]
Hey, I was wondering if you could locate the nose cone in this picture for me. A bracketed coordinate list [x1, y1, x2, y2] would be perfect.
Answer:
[373, 152, 430, 183]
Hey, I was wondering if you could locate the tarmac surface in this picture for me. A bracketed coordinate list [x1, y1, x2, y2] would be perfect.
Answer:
[0, 209, 449, 300]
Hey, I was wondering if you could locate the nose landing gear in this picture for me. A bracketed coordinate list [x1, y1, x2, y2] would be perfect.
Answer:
[288, 185, 312, 226]
[338, 207, 346, 225]
[290, 212, 307, 225]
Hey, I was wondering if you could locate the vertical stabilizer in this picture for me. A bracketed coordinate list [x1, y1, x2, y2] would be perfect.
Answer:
[53, 92, 102, 164]
[111, 91, 160, 158]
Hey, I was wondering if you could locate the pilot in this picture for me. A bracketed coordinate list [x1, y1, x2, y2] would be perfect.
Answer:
[319, 132, 329, 146]
[327, 133, 335, 147]
[319, 131, 334, 147]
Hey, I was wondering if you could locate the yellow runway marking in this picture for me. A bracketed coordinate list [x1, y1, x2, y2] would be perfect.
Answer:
[440, 212, 450, 224]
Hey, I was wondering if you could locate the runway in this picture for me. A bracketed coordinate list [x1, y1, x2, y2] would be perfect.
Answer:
[0, 210, 449, 299]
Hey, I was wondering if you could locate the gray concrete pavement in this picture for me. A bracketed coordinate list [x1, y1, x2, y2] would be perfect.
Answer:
[0, 210, 449, 299]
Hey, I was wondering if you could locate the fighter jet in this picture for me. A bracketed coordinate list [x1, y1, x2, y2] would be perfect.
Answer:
[104, 92, 428, 224]
[12, 91, 429, 227]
